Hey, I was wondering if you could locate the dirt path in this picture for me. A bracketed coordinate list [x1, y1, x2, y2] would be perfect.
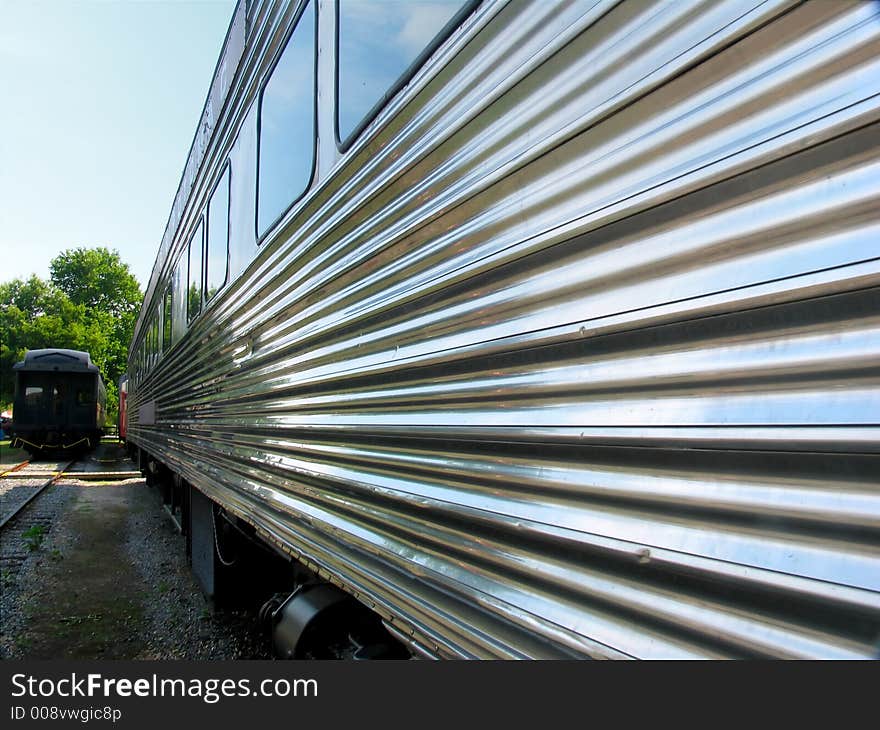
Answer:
[18, 484, 147, 658]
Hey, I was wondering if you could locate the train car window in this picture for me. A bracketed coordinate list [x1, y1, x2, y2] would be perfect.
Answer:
[173, 253, 187, 342]
[155, 304, 162, 362]
[256, 0, 316, 238]
[336, 0, 474, 147]
[187, 221, 204, 322]
[162, 284, 173, 352]
[25, 386, 43, 407]
[151, 315, 159, 366]
[206, 165, 230, 300]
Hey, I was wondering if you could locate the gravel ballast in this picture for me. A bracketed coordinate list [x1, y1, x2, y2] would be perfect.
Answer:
[0, 445, 273, 660]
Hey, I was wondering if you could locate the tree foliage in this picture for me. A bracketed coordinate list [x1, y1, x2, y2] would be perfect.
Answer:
[50, 247, 141, 319]
[0, 248, 142, 418]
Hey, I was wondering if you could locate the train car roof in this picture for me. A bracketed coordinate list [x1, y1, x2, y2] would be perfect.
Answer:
[13, 349, 100, 373]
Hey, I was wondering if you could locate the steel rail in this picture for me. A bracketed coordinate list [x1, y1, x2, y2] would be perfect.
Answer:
[0, 460, 30, 479]
[0, 459, 77, 530]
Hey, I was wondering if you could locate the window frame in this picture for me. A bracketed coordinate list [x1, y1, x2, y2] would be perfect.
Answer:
[152, 308, 160, 366]
[254, 0, 319, 244]
[25, 385, 44, 408]
[145, 321, 152, 370]
[205, 161, 232, 303]
[149, 318, 154, 367]
[334, 0, 479, 152]
[162, 283, 173, 353]
[76, 386, 92, 407]
[186, 218, 205, 324]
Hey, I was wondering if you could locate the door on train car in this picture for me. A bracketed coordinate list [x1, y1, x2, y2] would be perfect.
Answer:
[50, 381, 70, 426]
[71, 375, 97, 431]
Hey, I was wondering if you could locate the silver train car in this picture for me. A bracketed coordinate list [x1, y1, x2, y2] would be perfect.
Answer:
[126, 0, 880, 658]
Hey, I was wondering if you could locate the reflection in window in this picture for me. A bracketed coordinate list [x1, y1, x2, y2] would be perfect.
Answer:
[188, 221, 204, 322]
[257, 0, 316, 237]
[337, 0, 470, 143]
[206, 167, 230, 301]
[173, 254, 186, 343]
[151, 315, 160, 364]
[77, 388, 92, 406]
[25, 386, 43, 407]
[163, 285, 173, 352]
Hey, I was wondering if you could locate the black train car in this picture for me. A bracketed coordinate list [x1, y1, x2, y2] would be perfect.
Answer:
[11, 349, 107, 455]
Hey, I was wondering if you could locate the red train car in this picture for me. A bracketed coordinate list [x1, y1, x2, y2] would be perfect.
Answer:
[118, 374, 128, 442]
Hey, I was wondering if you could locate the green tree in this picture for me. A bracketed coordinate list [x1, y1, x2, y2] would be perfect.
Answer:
[0, 249, 142, 419]
[0, 275, 52, 316]
[50, 247, 141, 319]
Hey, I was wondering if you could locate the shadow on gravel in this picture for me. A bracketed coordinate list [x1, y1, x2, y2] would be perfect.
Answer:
[2, 442, 273, 660]
[17, 484, 145, 658]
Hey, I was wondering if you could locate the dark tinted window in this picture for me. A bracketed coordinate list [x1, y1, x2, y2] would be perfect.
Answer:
[151, 315, 160, 364]
[187, 221, 204, 322]
[163, 285, 173, 351]
[206, 166, 230, 301]
[52, 384, 66, 415]
[337, 0, 470, 143]
[257, 0, 316, 237]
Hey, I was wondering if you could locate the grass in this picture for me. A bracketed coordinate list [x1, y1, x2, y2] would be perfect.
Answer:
[58, 613, 103, 626]
[0, 439, 29, 466]
[22, 525, 47, 551]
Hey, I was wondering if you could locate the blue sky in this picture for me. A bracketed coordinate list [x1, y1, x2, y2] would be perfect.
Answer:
[0, 0, 236, 290]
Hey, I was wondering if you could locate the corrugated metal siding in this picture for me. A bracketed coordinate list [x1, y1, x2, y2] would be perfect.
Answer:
[129, 0, 880, 658]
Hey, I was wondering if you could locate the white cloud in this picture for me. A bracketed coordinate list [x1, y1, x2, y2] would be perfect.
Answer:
[340, 0, 464, 56]
[398, 2, 462, 56]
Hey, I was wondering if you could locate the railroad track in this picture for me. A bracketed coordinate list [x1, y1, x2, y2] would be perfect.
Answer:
[0, 459, 79, 600]
[0, 459, 77, 530]
[0, 460, 30, 479]
[0, 447, 144, 630]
